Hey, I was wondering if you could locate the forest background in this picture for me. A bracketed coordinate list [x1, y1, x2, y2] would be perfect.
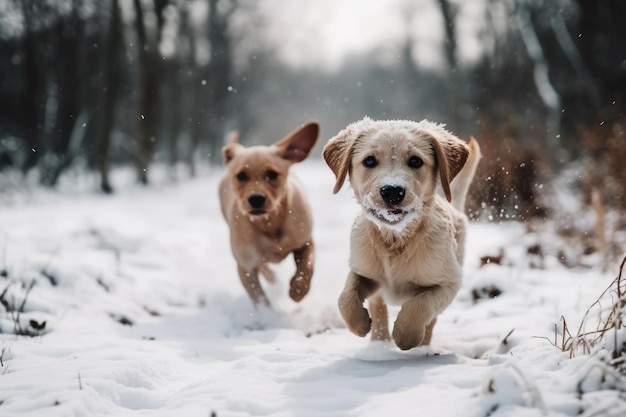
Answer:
[0, 0, 624, 222]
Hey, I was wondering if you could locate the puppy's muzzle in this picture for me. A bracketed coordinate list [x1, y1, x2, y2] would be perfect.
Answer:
[248, 194, 267, 215]
[380, 185, 405, 206]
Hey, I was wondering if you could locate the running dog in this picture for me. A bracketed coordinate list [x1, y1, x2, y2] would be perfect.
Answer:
[219, 122, 319, 307]
[323, 117, 480, 349]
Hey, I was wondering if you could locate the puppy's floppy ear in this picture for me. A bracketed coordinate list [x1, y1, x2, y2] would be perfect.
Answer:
[274, 121, 319, 162]
[323, 127, 356, 194]
[324, 117, 373, 193]
[429, 129, 470, 202]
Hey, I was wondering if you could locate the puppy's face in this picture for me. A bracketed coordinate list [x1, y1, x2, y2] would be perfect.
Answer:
[323, 118, 469, 232]
[349, 128, 438, 230]
[223, 122, 319, 217]
[225, 146, 291, 216]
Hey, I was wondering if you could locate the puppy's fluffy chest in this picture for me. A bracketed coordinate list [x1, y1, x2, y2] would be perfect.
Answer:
[349, 204, 463, 304]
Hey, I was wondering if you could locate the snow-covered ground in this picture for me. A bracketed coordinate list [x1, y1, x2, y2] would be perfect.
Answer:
[0, 161, 624, 417]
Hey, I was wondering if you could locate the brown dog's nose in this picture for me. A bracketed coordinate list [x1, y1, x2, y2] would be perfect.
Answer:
[380, 185, 405, 206]
[248, 194, 266, 209]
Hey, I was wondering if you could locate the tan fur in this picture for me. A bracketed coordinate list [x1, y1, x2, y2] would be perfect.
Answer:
[323, 117, 481, 350]
[219, 122, 319, 307]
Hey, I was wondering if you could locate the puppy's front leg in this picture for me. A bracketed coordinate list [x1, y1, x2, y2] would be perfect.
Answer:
[238, 265, 270, 307]
[392, 282, 459, 350]
[338, 272, 380, 337]
[289, 241, 314, 302]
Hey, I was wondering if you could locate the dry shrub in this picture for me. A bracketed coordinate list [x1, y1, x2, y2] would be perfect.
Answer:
[565, 119, 626, 270]
[467, 114, 549, 221]
[579, 120, 626, 212]
[552, 256, 626, 371]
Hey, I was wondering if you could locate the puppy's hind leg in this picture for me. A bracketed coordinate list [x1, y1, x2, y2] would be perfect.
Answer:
[238, 265, 270, 307]
[369, 293, 390, 341]
[421, 317, 437, 346]
[338, 272, 380, 337]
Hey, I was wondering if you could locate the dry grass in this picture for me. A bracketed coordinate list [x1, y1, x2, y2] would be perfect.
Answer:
[579, 121, 626, 212]
[550, 256, 626, 370]
[0, 279, 45, 337]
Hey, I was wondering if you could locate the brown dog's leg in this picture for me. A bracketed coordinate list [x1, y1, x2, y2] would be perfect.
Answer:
[238, 265, 270, 307]
[289, 241, 314, 302]
[338, 272, 380, 337]
[369, 293, 390, 341]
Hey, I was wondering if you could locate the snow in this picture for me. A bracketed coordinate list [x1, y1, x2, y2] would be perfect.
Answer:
[362, 193, 419, 234]
[0, 161, 625, 417]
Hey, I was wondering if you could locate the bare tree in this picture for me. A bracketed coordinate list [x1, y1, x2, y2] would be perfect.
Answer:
[513, 0, 562, 160]
[40, 0, 83, 186]
[186, 0, 237, 175]
[95, 0, 123, 193]
[164, 3, 188, 179]
[437, 0, 460, 132]
[19, 0, 47, 174]
[206, 0, 236, 164]
[550, 11, 600, 107]
[132, 0, 169, 185]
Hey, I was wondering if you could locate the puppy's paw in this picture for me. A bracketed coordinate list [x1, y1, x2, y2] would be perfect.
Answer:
[289, 273, 311, 302]
[339, 293, 372, 337]
[392, 324, 425, 351]
[346, 309, 372, 337]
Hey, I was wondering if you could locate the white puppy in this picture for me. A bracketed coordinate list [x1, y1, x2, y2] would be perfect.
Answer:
[323, 117, 480, 350]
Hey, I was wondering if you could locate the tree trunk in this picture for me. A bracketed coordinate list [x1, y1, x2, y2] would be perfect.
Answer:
[437, 0, 460, 132]
[166, 59, 182, 180]
[206, 0, 235, 164]
[514, 0, 562, 162]
[132, 0, 168, 185]
[96, 0, 123, 193]
[20, 0, 46, 174]
[41, 10, 82, 187]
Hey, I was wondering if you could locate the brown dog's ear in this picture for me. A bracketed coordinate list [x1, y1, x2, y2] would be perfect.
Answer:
[274, 121, 319, 162]
[222, 130, 243, 165]
[430, 130, 470, 202]
[222, 142, 244, 165]
[322, 127, 357, 194]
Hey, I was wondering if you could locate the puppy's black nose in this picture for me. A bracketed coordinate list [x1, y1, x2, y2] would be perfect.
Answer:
[380, 185, 405, 206]
[248, 194, 266, 209]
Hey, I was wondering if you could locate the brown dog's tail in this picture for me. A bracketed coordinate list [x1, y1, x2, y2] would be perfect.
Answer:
[451, 137, 481, 212]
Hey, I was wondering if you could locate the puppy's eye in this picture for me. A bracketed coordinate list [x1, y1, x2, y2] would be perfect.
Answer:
[362, 156, 378, 168]
[408, 156, 424, 169]
[265, 170, 279, 181]
[236, 172, 248, 182]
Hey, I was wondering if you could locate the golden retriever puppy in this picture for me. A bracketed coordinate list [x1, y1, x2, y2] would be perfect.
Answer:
[219, 122, 319, 307]
[322, 117, 480, 350]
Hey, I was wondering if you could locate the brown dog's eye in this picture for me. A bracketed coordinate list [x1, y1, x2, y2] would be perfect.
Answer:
[408, 156, 424, 169]
[236, 172, 248, 182]
[265, 170, 279, 181]
[362, 156, 378, 168]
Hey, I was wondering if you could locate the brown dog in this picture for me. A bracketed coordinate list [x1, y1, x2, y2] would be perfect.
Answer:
[219, 122, 319, 307]
[323, 117, 480, 350]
